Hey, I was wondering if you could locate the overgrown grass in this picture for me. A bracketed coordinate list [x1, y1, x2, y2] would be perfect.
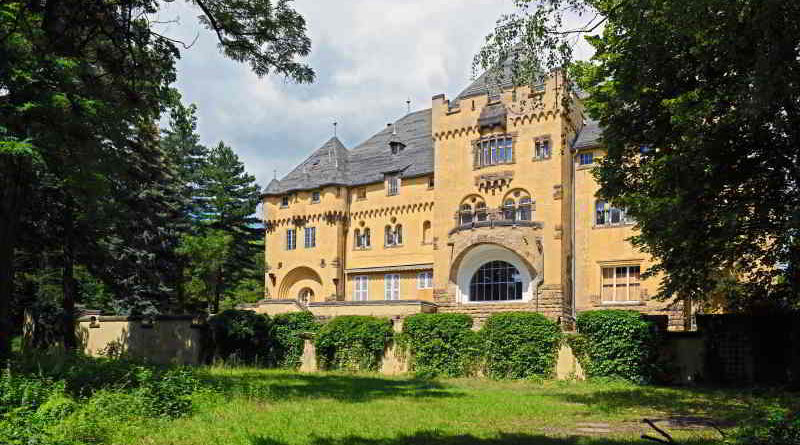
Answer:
[3, 352, 795, 445]
[126, 368, 794, 445]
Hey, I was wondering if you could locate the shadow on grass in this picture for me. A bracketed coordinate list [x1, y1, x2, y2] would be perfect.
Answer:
[197, 370, 460, 403]
[555, 385, 796, 425]
[248, 430, 716, 445]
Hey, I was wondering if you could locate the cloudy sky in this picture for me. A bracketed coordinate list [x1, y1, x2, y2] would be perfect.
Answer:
[157, 1, 592, 189]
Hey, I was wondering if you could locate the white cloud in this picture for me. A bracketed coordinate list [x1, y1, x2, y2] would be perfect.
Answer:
[156, 1, 593, 189]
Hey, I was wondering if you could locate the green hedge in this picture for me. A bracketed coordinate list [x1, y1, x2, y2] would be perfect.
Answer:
[314, 316, 393, 371]
[270, 311, 319, 369]
[400, 313, 482, 377]
[575, 310, 661, 382]
[482, 312, 562, 379]
[208, 309, 272, 364]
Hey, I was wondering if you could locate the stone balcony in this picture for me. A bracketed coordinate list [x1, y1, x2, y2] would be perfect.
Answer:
[449, 208, 543, 236]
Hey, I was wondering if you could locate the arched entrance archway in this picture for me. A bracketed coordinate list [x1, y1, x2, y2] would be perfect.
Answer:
[278, 266, 323, 303]
[455, 244, 538, 304]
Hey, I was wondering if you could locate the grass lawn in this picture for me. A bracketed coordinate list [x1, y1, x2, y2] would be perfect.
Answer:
[125, 368, 789, 445]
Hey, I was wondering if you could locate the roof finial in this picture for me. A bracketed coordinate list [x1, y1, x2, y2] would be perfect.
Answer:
[333, 121, 337, 137]
[273, 169, 277, 180]
[406, 97, 411, 114]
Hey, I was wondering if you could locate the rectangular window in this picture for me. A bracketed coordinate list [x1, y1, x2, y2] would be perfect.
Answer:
[353, 275, 369, 301]
[356, 187, 367, 200]
[474, 136, 514, 168]
[417, 271, 432, 289]
[286, 229, 296, 250]
[304, 227, 316, 248]
[428, 176, 435, 189]
[601, 265, 641, 302]
[384, 274, 400, 300]
[387, 175, 400, 196]
[534, 138, 551, 159]
[311, 191, 320, 203]
[281, 196, 289, 207]
[578, 152, 594, 166]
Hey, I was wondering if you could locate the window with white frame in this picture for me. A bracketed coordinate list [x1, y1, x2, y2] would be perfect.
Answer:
[384, 224, 402, 246]
[354, 228, 371, 249]
[595, 200, 633, 226]
[601, 265, 641, 302]
[473, 135, 514, 168]
[353, 275, 369, 301]
[384, 274, 400, 300]
[304, 227, 316, 248]
[286, 229, 296, 250]
[417, 271, 432, 289]
[534, 137, 551, 160]
[386, 174, 400, 196]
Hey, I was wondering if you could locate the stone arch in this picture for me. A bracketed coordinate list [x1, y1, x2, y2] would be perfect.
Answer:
[450, 243, 541, 304]
[278, 266, 323, 301]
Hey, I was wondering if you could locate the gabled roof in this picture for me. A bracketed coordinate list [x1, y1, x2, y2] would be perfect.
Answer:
[263, 109, 433, 196]
[572, 120, 602, 150]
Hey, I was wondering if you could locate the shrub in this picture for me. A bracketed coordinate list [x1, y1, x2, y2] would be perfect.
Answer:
[208, 309, 272, 364]
[482, 312, 562, 379]
[315, 316, 393, 371]
[270, 311, 319, 369]
[575, 310, 661, 382]
[734, 407, 800, 445]
[400, 313, 482, 377]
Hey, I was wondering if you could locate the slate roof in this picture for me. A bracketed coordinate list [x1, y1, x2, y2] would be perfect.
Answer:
[572, 120, 602, 150]
[263, 109, 433, 196]
[455, 58, 515, 102]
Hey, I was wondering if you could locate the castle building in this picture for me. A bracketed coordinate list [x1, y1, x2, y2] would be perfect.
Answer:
[260, 70, 688, 330]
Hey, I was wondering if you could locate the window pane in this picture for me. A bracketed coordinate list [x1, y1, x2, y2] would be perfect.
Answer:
[610, 207, 621, 224]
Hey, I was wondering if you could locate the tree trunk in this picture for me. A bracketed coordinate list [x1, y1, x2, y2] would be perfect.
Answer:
[0, 156, 31, 362]
[0, 219, 15, 362]
[62, 205, 77, 350]
[213, 266, 222, 314]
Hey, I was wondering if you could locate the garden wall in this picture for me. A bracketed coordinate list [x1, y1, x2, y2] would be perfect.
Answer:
[76, 315, 204, 365]
[295, 337, 583, 379]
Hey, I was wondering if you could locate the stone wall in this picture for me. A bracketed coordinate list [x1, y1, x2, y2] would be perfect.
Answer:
[76, 315, 203, 365]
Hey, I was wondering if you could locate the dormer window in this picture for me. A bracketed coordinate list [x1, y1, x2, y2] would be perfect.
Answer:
[390, 141, 406, 155]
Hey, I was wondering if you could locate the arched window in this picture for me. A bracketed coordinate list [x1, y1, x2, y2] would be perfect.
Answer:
[503, 199, 516, 221]
[475, 202, 487, 222]
[385, 225, 402, 246]
[460, 203, 473, 225]
[385, 225, 393, 246]
[363, 228, 371, 247]
[422, 221, 431, 244]
[354, 229, 361, 248]
[469, 261, 523, 302]
[517, 197, 532, 221]
[298, 288, 314, 304]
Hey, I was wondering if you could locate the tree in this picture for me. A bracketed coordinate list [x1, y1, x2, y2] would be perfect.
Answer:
[177, 230, 233, 313]
[478, 0, 800, 310]
[0, 0, 314, 358]
[198, 142, 263, 312]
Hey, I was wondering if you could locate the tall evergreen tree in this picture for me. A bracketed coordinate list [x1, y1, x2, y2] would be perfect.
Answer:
[198, 142, 262, 313]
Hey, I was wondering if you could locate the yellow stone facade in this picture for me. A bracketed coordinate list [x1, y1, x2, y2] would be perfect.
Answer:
[261, 72, 688, 329]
